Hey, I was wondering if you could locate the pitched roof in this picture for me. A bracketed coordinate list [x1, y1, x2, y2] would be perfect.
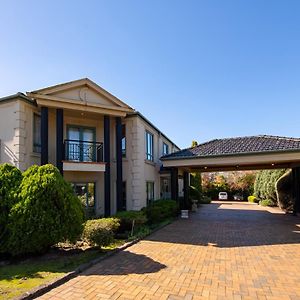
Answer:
[0, 92, 36, 106]
[161, 135, 300, 160]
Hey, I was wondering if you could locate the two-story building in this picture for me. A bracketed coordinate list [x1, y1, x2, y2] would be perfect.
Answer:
[0, 78, 180, 216]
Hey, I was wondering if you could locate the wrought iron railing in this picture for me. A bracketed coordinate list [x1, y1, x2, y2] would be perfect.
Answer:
[64, 140, 104, 162]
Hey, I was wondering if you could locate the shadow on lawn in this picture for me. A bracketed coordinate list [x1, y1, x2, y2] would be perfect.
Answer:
[0, 248, 102, 282]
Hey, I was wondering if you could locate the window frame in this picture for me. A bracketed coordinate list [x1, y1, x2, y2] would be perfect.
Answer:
[33, 112, 41, 153]
[163, 142, 169, 156]
[71, 182, 96, 208]
[66, 125, 96, 162]
[122, 124, 126, 158]
[146, 181, 155, 205]
[145, 131, 154, 162]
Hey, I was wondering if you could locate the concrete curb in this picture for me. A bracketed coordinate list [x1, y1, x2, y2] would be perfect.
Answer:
[15, 220, 173, 300]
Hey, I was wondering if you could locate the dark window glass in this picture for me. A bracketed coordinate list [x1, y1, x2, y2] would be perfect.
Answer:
[122, 181, 127, 210]
[145, 131, 154, 161]
[146, 181, 154, 205]
[33, 113, 41, 153]
[122, 124, 126, 157]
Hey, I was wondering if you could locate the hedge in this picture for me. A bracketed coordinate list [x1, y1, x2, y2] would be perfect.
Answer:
[143, 199, 179, 224]
[114, 210, 147, 232]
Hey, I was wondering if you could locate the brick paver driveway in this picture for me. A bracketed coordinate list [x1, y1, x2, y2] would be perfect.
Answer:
[38, 202, 300, 300]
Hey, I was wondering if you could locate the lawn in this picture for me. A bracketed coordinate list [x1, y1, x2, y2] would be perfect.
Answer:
[0, 240, 124, 300]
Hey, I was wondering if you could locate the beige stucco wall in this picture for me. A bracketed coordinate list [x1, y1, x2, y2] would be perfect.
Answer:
[0, 99, 40, 171]
[0, 98, 179, 214]
[122, 115, 179, 210]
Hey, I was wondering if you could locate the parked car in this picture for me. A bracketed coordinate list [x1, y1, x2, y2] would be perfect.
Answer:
[233, 194, 244, 201]
[218, 192, 228, 200]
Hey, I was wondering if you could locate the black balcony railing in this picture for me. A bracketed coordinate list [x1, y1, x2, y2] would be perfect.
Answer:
[64, 140, 104, 162]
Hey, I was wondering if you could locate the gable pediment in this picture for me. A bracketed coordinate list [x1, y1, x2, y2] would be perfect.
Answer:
[27, 78, 133, 111]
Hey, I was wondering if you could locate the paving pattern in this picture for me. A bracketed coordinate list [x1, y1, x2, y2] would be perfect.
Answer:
[38, 201, 300, 300]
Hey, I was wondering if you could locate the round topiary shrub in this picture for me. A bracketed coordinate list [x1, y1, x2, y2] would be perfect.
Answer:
[0, 164, 22, 242]
[82, 218, 120, 247]
[6, 164, 84, 256]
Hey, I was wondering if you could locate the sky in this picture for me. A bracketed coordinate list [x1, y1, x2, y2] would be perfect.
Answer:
[0, 0, 300, 149]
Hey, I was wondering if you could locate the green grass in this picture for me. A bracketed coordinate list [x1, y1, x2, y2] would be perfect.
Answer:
[0, 240, 125, 300]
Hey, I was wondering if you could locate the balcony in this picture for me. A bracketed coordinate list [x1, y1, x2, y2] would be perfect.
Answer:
[63, 140, 105, 172]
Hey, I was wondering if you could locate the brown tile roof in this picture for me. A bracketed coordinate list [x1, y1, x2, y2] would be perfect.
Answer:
[161, 135, 300, 160]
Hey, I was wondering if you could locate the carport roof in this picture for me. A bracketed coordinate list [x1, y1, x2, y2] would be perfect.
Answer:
[161, 135, 300, 160]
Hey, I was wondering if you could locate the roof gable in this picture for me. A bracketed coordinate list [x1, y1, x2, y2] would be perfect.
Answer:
[28, 78, 132, 110]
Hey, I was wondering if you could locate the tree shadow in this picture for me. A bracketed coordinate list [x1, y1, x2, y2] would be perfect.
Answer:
[145, 203, 300, 248]
[83, 250, 167, 276]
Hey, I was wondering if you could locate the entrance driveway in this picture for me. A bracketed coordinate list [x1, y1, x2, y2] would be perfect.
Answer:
[38, 202, 300, 300]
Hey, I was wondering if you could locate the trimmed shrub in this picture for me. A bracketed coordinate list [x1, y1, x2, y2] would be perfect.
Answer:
[259, 199, 276, 207]
[199, 195, 211, 204]
[248, 195, 258, 203]
[114, 210, 147, 232]
[6, 164, 84, 256]
[0, 164, 22, 241]
[144, 199, 179, 224]
[82, 218, 120, 247]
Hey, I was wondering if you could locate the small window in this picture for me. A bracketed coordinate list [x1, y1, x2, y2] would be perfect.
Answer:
[145, 131, 154, 161]
[33, 113, 41, 153]
[73, 182, 95, 208]
[146, 181, 154, 205]
[163, 143, 169, 155]
[122, 124, 126, 157]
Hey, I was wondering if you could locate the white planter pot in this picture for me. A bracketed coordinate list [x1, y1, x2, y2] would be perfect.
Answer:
[181, 209, 189, 219]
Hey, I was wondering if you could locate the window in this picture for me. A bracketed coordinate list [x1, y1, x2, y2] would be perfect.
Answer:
[145, 131, 154, 161]
[122, 181, 127, 210]
[72, 182, 96, 216]
[146, 181, 154, 205]
[33, 113, 41, 153]
[122, 124, 126, 157]
[67, 126, 96, 162]
[163, 143, 169, 155]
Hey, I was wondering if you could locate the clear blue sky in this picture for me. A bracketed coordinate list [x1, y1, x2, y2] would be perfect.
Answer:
[1, 1, 300, 148]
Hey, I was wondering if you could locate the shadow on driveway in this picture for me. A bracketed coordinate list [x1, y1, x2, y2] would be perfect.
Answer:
[145, 202, 300, 248]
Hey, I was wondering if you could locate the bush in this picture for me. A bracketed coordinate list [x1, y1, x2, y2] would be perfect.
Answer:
[254, 169, 286, 206]
[144, 199, 179, 224]
[199, 195, 211, 204]
[5, 164, 84, 256]
[259, 199, 276, 207]
[114, 210, 147, 232]
[248, 195, 258, 203]
[0, 164, 22, 241]
[82, 218, 120, 247]
[189, 185, 202, 200]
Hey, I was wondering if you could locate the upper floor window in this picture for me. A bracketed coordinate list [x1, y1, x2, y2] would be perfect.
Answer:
[163, 143, 169, 155]
[66, 126, 96, 162]
[145, 131, 154, 161]
[33, 113, 41, 153]
[122, 124, 126, 157]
